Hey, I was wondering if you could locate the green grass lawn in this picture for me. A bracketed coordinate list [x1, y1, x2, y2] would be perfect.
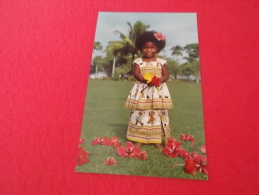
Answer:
[76, 79, 207, 180]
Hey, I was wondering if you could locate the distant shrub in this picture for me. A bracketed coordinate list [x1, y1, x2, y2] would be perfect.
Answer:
[112, 73, 120, 81]
[127, 76, 135, 81]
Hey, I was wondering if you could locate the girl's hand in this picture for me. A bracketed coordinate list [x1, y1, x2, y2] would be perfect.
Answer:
[133, 63, 147, 83]
[147, 82, 155, 87]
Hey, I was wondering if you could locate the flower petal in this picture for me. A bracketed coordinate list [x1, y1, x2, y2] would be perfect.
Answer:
[105, 157, 117, 165]
[143, 72, 155, 83]
[109, 136, 118, 143]
[117, 146, 127, 157]
[181, 134, 195, 142]
[92, 138, 100, 145]
[199, 145, 206, 154]
[137, 151, 148, 160]
[166, 136, 177, 145]
[154, 33, 166, 41]
[79, 138, 85, 144]
[195, 153, 207, 164]
[177, 148, 186, 157]
[184, 158, 196, 175]
[103, 139, 112, 146]
[125, 142, 135, 151]
[151, 76, 160, 87]
[77, 147, 90, 165]
[130, 146, 141, 158]
[162, 148, 172, 155]
[168, 153, 178, 158]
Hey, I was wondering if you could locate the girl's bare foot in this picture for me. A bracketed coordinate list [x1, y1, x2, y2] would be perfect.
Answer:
[154, 143, 164, 151]
[135, 142, 143, 148]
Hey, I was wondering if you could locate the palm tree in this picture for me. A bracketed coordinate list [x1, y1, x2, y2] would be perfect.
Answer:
[92, 42, 103, 75]
[105, 21, 150, 77]
[127, 21, 150, 48]
[170, 45, 183, 61]
[106, 21, 150, 63]
[93, 42, 103, 51]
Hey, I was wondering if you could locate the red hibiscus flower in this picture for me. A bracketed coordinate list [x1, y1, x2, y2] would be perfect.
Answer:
[163, 139, 186, 158]
[184, 157, 196, 175]
[154, 33, 166, 41]
[199, 145, 206, 154]
[151, 76, 160, 87]
[183, 152, 196, 160]
[166, 136, 177, 145]
[109, 136, 122, 149]
[137, 151, 148, 160]
[183, 152, 208, 175]
[180, 134, 196, 149]
[194, 154, 208, 174]
[77, 146, 90, 165]
[104, 157, 117, 166]
[92, 136, 111, 146]
[117, 142, 141, 158]
[180, 134, 195, 142]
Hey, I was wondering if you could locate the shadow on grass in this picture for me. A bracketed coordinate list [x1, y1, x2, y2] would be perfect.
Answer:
[107, 123, 128, 141]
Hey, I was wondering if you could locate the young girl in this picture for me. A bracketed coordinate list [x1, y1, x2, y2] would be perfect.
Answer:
[125, 31, 173, 150]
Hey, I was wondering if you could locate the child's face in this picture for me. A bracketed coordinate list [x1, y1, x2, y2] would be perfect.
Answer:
[141, 42, 158, 58]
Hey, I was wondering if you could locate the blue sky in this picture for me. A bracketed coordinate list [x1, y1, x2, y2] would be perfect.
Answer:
[93, 12, 199, 62]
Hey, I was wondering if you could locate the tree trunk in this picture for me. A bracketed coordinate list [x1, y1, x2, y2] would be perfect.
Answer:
[131, 52, 135, 62]
[174, 70, 178, 79]
[112, 57, 115, 77]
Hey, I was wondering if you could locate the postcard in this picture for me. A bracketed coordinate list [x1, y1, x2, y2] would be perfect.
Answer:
[76, 12, 207, 180]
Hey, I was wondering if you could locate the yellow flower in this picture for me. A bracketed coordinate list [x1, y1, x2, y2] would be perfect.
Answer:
[143, 72, 155, 83]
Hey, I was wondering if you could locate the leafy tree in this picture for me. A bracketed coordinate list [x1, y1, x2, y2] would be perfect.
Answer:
[91, 55, 103, 74]
[100, 55, 114, 77]
[165, 58, 180, 79]
[91, 42, 103, 74]
[179, 43, 200, 82]
[183, 43, 199, 62]
[91, 54, 118, 77]
[94, 54, 130, 77]
[181, 60, 200, 82]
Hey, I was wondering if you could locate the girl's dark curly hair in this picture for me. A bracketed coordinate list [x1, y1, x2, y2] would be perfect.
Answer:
[135, 31, 166, 53]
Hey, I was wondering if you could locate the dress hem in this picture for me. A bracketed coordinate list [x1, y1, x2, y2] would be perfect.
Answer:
[126, 136, 162, 144]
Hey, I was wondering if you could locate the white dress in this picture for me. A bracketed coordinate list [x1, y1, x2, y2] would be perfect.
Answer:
[125, 58, 173, 144]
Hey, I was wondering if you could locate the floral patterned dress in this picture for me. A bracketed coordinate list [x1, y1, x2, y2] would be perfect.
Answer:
[125, 58, 173, 144]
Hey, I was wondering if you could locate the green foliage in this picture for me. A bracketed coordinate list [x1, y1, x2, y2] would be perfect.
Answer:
[115, 65, 130, 77]
[112, 73, 120, 81]
[169, 43, 200, 80]
[91, 55, 115, 77]
[170, 45, 183, 60]
[170, 43, 199, 63]
[127, 76, 135, 81]
[184, 43, 199, 61]
[77, 80, 207, 180]
[165, 58, 180, 79]
[105, 21, 150, 64]
[181, 60, 200, 81]
[129, 21, 150, 44]
[94, 41, 103, 51]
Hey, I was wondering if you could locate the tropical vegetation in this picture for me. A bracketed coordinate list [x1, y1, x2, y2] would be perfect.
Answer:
[91, 21, 200, 82]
